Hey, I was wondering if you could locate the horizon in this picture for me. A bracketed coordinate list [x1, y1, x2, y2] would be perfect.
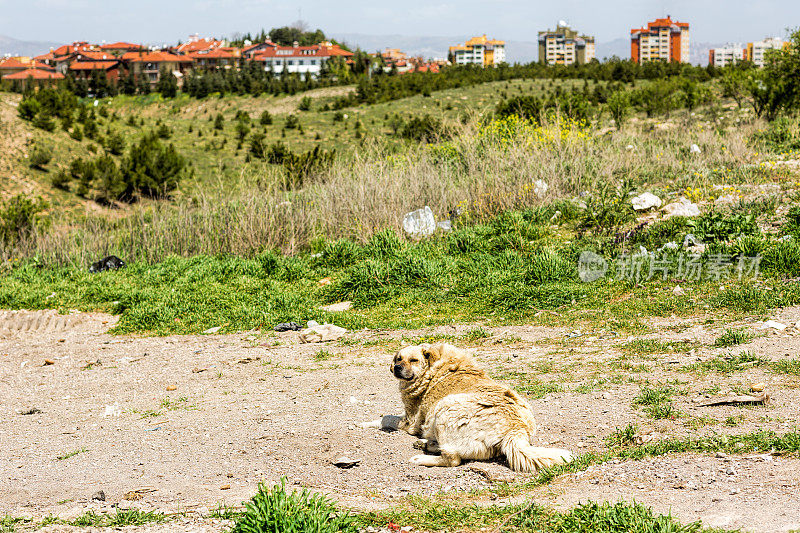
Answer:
[0, 0, 796, 51]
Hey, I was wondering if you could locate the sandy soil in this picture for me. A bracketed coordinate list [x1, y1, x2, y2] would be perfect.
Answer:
[2, 308, 800, 532]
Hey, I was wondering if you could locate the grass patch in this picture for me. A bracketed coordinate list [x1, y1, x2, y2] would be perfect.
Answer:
[685, 351, 768, 373]
[622, 339, 699, 355]
[772, 359, 800, 375]
[69, 509, 169, 528]
[56, 447, 86, 461]
[713, 328, 756, 348]
[231, 478, 357, 533]
[632, 385, 682, 420]
[314, 349, 334, 361]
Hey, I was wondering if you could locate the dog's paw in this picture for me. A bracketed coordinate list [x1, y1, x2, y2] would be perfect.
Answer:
[538, 449, 573, 468]
[409, 454, 433, 466]
[413, 438, 428, 450]
[359, 419, 383, 429]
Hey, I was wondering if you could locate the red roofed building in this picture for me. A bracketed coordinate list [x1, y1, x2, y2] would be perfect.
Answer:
[126, 51, 193, 87]
[2, 68, 64, 87]
[189, 47, 241, 69]
[630, 16, 690, 63]
[100, 42, 146, 56]
[69, 60, 122, 81]
[0, 57, 55, 78]
[175, 35, 225, 54]
[242, 40, 278, 58]
[251, 41, 353, 77]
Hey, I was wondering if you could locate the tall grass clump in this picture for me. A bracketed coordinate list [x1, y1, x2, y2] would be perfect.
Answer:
[231, 479, 357, 533]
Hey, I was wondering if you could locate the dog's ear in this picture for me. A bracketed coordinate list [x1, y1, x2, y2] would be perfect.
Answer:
[421, 343, 443, 364]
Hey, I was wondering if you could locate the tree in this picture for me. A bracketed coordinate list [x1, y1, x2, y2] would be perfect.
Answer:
[606, 91, 630, 129]
[120, 133, 186, 199]
[720, 66, 749, 108]
[120, 70, 137, 95]
[156, 67, 178, 98]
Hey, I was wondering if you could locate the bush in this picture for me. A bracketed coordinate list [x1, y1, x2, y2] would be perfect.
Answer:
[0, 194, 48, 244]
[298, 96, 312, 111]
[285, 114, 300, 129]
[400, 114, 444, 141]
[249, 132, 268, 160]
[259, 110, 272, 125]
[230, 478, 357, 533]
[28, 145, 53, 169]
[214, 113, 225, 131]
[120, 133, 187, 199]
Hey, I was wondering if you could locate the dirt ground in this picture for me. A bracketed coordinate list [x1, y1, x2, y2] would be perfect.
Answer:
[2, 308, 800, 532]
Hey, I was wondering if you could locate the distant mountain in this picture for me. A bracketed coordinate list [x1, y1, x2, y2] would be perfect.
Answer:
[595, 38, 630, 61]
[331, 32, 538, 64]
[0, 35, 59, 57]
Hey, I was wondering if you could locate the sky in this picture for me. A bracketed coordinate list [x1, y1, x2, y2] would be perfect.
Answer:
[0, 0, 796, 46]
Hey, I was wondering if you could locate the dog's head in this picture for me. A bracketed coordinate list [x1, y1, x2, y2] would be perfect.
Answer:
[391, 342, 464, 382]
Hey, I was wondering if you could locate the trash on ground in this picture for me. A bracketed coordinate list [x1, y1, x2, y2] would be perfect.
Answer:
[690, 143, 702, 154]
[698, 392, 771, 407]
[274, 322, 301, 332]
[300, 324, 347, 343]
[759, 320, 787, 331]
[89, 255, 126, 273]
[103, 403, 122, 417]
[15, 407, 41, 415]
[402, 206, 436, 237]
[533, 179, 548, 198]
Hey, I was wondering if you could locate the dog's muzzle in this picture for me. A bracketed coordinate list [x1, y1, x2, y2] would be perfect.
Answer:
[393, 364, 413, 380]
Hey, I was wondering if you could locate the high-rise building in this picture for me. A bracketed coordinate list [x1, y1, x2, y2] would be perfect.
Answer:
[708, 44, 747, 67]
[538, 23, 595, 65]
[449, 35, 505, 67]
[630, 16, 690, 64]
[747, 37, 787, 68]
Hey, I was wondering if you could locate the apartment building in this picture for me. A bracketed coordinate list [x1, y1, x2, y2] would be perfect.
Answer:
[748, 37, 787, 67]
[630, 16, 690, 63]
[708, 44, 746, 67]
[538, 23, 595, 65]
[449, 35, 505, 67]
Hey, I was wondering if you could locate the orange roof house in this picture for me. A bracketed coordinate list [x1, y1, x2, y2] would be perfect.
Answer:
[449, 35, 505, 66]
[2, 68, 65, 88]
[250, 42, 353, 77]
[189, 47, 242, 69]
[126, 51, 193, 86]
[630, 16, 690, 63]
[0, 57, 55, 77]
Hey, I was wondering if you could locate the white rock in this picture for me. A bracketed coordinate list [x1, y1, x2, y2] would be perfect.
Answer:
[533, 179, 549, 199]
[103, 403, 121, 417]
[673, 285, 686, 296]
[437, 220, 452, 231]
[307, 320, 320, 328]
[631, 192, 662, 211]
[715, 194, 738, 207]
[663, 198, 700, 218]
[626, 144, 635, 151]
[759, 320, 787, 331]
[402, 206, 436, 237]
[203, 326, 222, 334]
[690, 143, 702, 154]
[319, 301, 352, 313]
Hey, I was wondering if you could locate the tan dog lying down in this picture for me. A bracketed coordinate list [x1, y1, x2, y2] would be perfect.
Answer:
[362, 343, 572, 472]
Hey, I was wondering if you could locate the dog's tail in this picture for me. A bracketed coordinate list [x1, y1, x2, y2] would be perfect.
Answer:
[501, 430, 573, 473]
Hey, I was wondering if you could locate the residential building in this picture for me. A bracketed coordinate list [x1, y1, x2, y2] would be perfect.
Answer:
[2, 68, 64, 87]
[176, 35, 225, 54]
[449, 35, 505, 66]
[242, 40, 278, 59]
[747, 37, 787, 67]
[538, 23, 595, 65]
[0, 56, 55, 78]
[251, 42, 353, 77]
[189, 47, 242, 69]
[100, 42, 146, 56]
[630, 16, 690, 63]
[124, 51, 193, 86]
[708, 44, 746, 67]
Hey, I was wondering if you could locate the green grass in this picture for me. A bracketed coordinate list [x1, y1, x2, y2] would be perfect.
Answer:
[713, 328, 756, 348]
[772, 359, 800, 375]
[633, 385, 682, 420]
[685, 351, 768, 374]
[56, 447, 86, 461]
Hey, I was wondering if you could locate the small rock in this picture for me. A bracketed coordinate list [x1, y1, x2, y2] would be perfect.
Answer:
[331, 456, 360, 468]
[91, 490, 106, 501]
[318, 277, 332, 286]
[103, 403, 121, 417]
[192, 367, 207, 373]
[690, 143, 701, 154]
[166, 385, 177, 391]
[299, 324, 347, 343]
[44, 359, 55, 366]
[672, 285, 686, 296]
[274, 322, 301, 332]
[751, 383, 765, 392]
[15, 407, 42, 415]
[319, 301, 352, 313]
[307, 320, 320, 328]
[468, 463, 516, 483]
[631, 192, 662, 211]
[663, 198, 700, 218]
[220, 484, 231, 490]
[203, 326, 222, 335]
[534, 179, 548, 199]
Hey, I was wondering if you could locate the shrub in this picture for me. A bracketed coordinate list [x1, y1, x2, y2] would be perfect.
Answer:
[119, 133, 187, 199]
[400, 114, 444, 141]
[285, 114, 300, 129]
[32, 112, 56, 132]
[496, 95, 542, 121]
[214, 113, 225, 131]
[51, 169, 71, 190]
[687, 211, 757, 244]
[249, 132, 268, 160]
[259, 110, 273, 125]
[0, 194, 48, 244]
[607, 91, 630, 128]
[298, 96, 312, 111]
[714, 328, 756, 347]
[28, 145, 52, 169]
[230, 478, 357, 533]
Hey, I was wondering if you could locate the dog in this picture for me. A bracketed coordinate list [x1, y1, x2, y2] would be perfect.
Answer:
[362, 343, 572, 472]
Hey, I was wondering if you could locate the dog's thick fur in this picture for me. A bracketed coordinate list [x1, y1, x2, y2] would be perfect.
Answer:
[363, 343, 572, 472]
